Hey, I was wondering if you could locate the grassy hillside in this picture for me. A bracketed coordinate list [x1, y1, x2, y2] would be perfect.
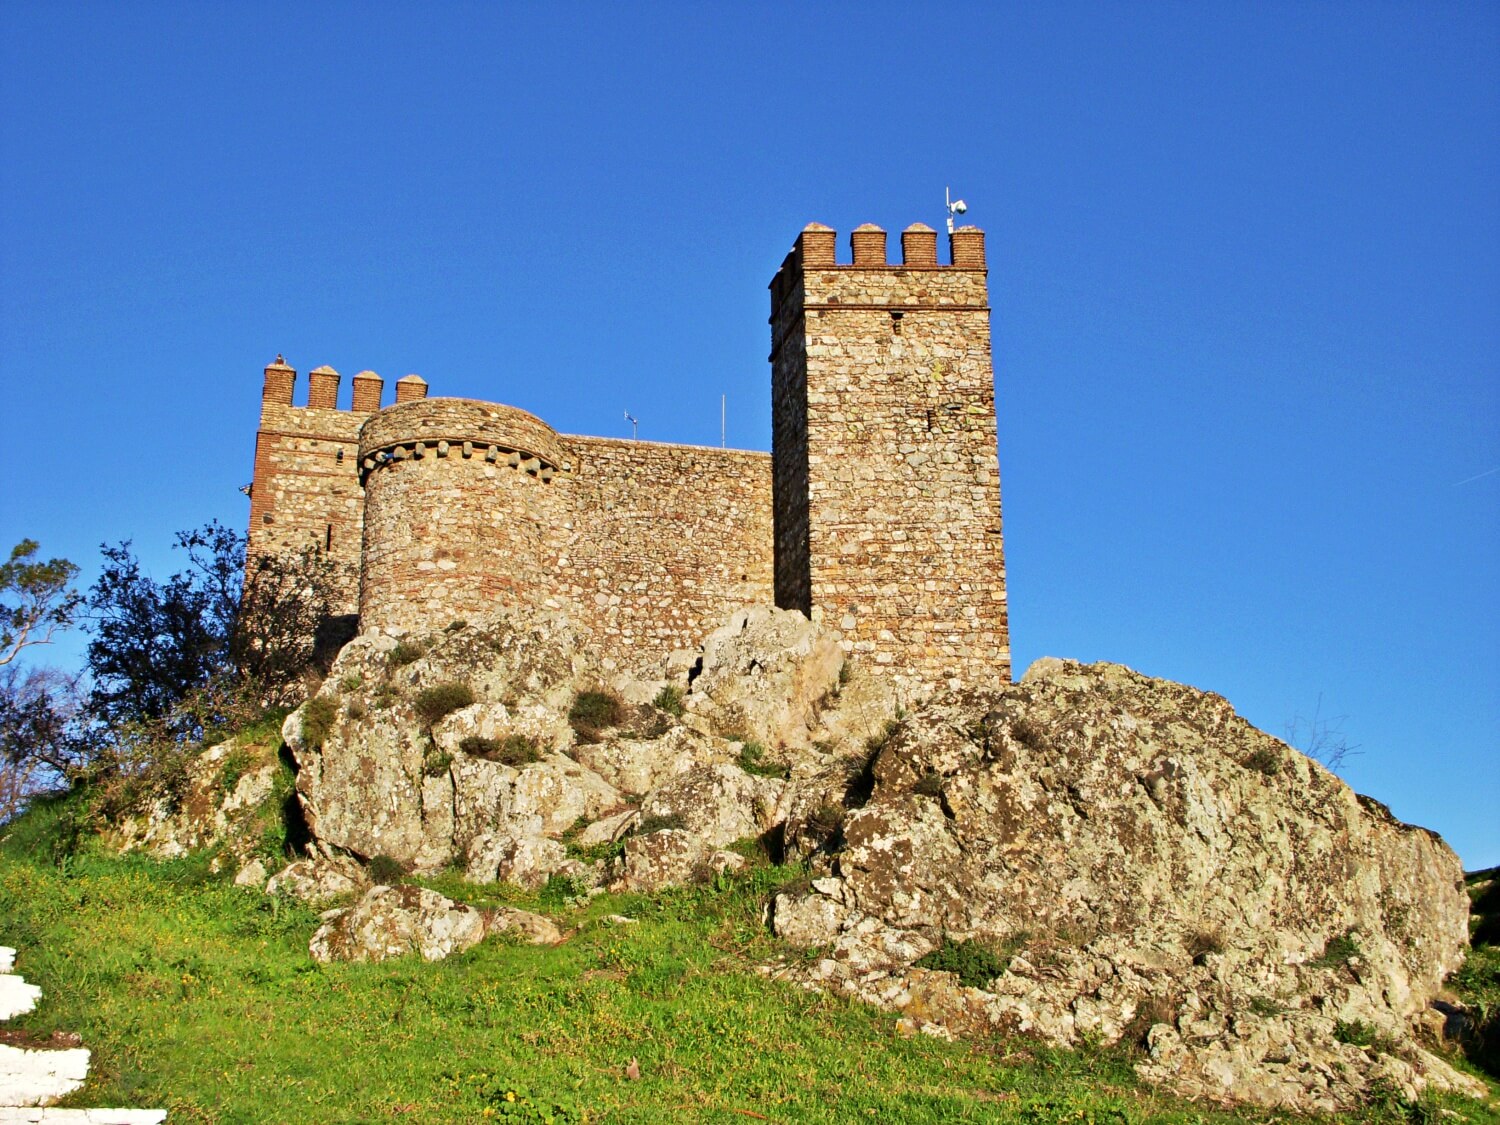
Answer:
[2, 795, 1496, 1124]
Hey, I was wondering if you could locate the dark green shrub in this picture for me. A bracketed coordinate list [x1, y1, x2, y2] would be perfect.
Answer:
[388, 640, 425, 667]
[914, 937, 1007, 989]
[422, 749, 453, 777]
[1248, 996, 1286, 1017]
[346, 698, 367, 721]
[653, 685, 685, 717]
[637, 812, 687, 834]
[301, 695, 338, 748]
[568, 690, 625, 741]
[1244, 745, 1282, 776]
[738, 740, 787, 779]
[413, 683, 474, 726]
[217, 747, 254, 796]
[913, 771, 944, 798]
[1314, 930, 1362, 969]
[367, 854, 407, 884]
[339, 673, 362, 692]
[460, 734, 542, 767]
[372, 685, 397, 710]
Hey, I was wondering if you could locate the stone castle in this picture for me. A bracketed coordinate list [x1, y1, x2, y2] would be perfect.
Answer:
[246, 222, 1010, 690]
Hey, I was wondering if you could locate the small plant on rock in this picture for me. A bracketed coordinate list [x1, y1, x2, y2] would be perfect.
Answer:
[1314, 929, 1362, 969]
[568, 689, 625, 742]
[367, 854, 408, 885]
[215, 747, 254, 797]
[388, 640, 426, 667]
[637, 812, 686, 834]
[1244, 745, 1282, 776]
[738, 740, 787, 779]
[652, 684, 685, 717]
[372, 684, 397, 710]
[413, 682, 474, 726]
[914, 937, 1007, 989]
[460, 734, 542, 767]
[422, 749, 453, 777]
[300, 695, 338, 748]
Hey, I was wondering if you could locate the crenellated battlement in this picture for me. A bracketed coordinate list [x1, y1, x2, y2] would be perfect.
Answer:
[357, 398, 567, 484]
[259, 357, 433, 414]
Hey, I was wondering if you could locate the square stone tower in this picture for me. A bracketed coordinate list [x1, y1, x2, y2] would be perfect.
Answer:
[769, 222, 1010, 690]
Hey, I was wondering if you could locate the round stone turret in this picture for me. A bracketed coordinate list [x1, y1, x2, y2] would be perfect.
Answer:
[357, 398, 567, 631]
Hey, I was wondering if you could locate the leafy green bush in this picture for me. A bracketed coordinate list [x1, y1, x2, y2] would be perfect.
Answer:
[568, 690, 624, 742]
[414, 683, 474, 726]
[653, 685, 685, 717]
[914, 937, 1008, 989]
[300, 696, 338, 748]
[422, 749, 453, 777]
[460, 734, 542, 767]
[367, 854, 407, 884]
[216, 747, 254, 796]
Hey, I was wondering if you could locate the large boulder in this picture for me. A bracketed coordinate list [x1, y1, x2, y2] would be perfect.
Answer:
[309, 885, 487, 963]
[769, 658, 1483, 1113]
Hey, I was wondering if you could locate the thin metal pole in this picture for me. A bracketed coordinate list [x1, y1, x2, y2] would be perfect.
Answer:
[721, 394, 726, 448]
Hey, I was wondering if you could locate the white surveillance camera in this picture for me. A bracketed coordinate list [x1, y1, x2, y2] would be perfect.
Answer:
[951, 199, 968, 215]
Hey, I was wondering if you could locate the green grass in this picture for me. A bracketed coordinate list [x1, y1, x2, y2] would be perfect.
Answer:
[1, 814, 1497, 1123]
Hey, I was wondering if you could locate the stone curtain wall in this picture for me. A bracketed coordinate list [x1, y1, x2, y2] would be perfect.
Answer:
[356, 400, 773, 668]
[770, 223, 1010, 690]
[247, 359, 386, 613]
[557, 436, 773, 663]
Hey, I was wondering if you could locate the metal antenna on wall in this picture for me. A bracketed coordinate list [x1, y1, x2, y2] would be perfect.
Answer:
[721, 394, 726, 448]
[624, 410, 638, 440]
[945, 186, 969, 235]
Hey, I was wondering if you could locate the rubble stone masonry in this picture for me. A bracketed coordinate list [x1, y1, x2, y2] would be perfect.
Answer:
[247, 221, 1008, 686]
[770, 223, 1010, 690]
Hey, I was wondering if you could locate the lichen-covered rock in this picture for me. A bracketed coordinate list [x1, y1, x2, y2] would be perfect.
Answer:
[487, 907, 565, 946]
[264, 855, 366, 903]
[111, 735, 283, 862]
[309, 885, 486, 963]
[768, 658, 1483, 1112]
[684, 606, 844, 748]
[639, 763, 782, 850]
[573, 726, 731, 796]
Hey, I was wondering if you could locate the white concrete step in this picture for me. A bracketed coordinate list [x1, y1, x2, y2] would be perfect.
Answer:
[0, 1044, 89, 1107]
[0, 978, 42, 1024]
[0, 945, 166, 1122]
[0, 1111, 168, 1124]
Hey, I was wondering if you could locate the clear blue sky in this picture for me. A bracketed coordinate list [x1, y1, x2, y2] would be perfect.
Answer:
[2, 2, 1496, 866]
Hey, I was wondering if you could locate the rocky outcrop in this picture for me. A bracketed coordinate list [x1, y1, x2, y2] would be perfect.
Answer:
[273, 604, 1483, 1113]
[308, 886, 561, 963]
[767, 658, 1483, 1113]
[681, 606, 845, 749]
[109, 734, 284, 866]
[282, 606, 867, 890]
